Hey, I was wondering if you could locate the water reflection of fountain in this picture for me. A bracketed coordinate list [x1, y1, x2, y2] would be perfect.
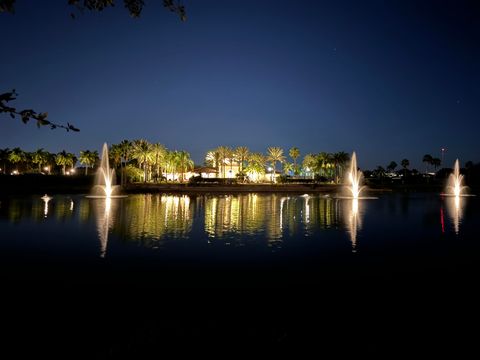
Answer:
[87, 143, 127, 199]
[444, 195, 466, 234]
[92, 197, 118, 258]
[343, 198, 362, 252]
[41, 194, 52, 218]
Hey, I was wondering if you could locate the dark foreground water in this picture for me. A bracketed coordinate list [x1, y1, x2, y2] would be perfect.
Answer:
[0, 193, 479, 357]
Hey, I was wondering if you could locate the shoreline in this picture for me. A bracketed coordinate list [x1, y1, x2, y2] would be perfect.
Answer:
[2, 174, 477, 196]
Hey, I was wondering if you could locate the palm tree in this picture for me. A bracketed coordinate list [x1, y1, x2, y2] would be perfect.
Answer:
[164, 150, 178, 181]
[9, 148, 26, 173]
[245, 153, 266, 182]
[387, 161, 397, 173]
[55, 150, 70, 175]
[289, 147, 300, 175]
[422, 154, 433, 173]
[432, 157, 441, 171]
[31, 148, 50, 173]
[315, 152, 335, 179]
[332, 151, 350, 183]
[79, 150, 99, 175]
[401, 159, 409, 177]
[235, 146, 249, 173]
[151, 143, 166, 182]
[176, 150, 194, 182]
[131, 139, 152, 182]
[216, 146, 231, 178]
[119, 140, 132, 186]
[205, 149, 220, 176]
[283, 162, 294, 175]
[266, 147, 285, 183]
[302, 153, 316, 179]
[0, 148, 10, 174]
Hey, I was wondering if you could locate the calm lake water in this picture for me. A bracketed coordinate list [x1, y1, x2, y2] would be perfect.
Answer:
[1, 192, 479, 356]
[0, 192, 478, 263]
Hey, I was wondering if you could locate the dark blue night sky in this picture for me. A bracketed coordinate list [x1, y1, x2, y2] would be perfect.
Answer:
[1, 0, 478, 169]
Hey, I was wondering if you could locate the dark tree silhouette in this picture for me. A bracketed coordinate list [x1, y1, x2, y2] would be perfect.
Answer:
[0, 0, 186, 131]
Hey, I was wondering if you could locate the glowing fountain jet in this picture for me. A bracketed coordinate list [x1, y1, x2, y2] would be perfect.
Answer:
[347, 152, 365, 199]
[446, 159, 466, 197]
[87, 143, 127, 199]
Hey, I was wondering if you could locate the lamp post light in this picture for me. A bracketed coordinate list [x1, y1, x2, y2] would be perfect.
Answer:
[441, 148, 446, 166]
[268, 167, 273, 183]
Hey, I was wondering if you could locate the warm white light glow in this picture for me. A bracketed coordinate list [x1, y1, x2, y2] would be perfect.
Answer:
[347, 152, 364, 199]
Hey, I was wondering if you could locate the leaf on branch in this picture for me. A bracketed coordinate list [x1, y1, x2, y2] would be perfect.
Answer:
[36, 118, 51, 128]
[0, 90, 17, 102]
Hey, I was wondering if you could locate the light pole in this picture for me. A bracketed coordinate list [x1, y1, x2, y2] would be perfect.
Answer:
[441, 148, 446, 166]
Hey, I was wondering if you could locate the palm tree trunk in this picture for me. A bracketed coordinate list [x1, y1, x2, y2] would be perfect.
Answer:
[85, 166, 88, 176]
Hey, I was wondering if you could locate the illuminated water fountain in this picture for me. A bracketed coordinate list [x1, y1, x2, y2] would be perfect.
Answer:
[347, 152, 364, 199]
[441, 159, 474, 234]
[443, 159, 473, 197]
[336, 152, 376, 251]
[86, 143, 127, 199]
[338, 152, 377, 200]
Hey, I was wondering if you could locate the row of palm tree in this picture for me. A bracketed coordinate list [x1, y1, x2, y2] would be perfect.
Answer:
[422, 154, 442, 172]
[204, 146, 351, 183]
[0, 147, 78, 175]
[0, 141, 195, 183]
[109, 139, 194, 183]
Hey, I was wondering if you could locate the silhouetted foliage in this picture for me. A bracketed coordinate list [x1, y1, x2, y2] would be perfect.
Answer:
[1, 0, 186, 131]
[0, 90, 80, 132]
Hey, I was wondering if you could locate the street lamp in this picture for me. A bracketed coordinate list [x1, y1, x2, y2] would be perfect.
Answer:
[441, 148, 447, 166]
